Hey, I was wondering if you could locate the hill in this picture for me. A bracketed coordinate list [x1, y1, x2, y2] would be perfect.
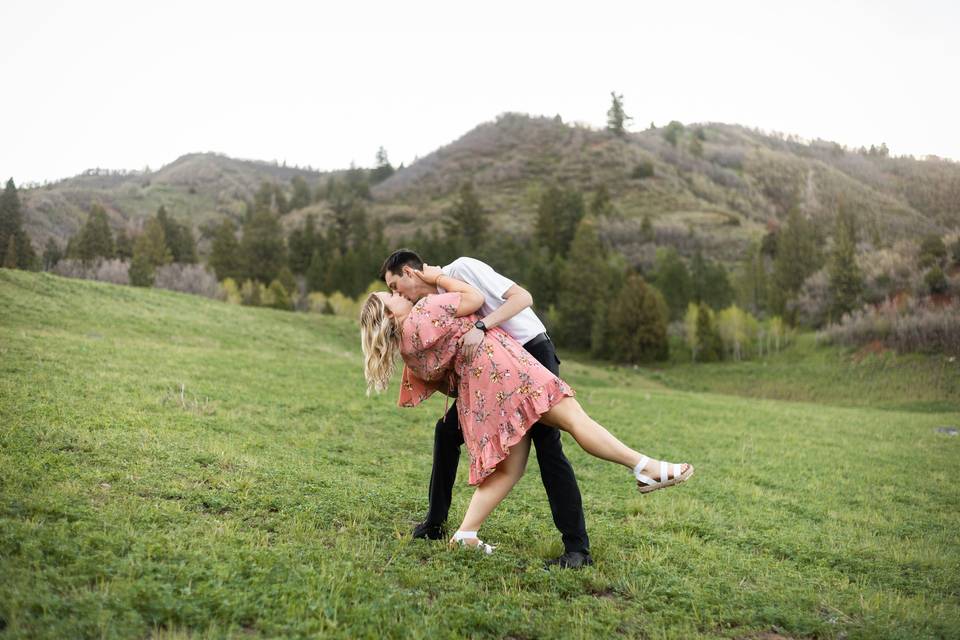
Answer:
[16, 114, 960, 264]
[2, 269, 959, 638]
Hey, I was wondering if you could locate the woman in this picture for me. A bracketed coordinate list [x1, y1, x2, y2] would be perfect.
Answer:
[360, 269, 693, 554]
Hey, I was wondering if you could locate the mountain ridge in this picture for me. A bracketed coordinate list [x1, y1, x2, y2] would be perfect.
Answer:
[17, 114, 960, 264]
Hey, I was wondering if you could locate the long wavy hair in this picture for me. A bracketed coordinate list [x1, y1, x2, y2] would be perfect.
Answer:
[359, 293, 401, 395]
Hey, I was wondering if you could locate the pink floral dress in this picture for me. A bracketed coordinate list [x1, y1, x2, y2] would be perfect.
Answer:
[397, 292, 575, 485]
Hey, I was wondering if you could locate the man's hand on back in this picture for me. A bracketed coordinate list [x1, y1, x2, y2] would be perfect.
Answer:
[459, 327, 485, 363]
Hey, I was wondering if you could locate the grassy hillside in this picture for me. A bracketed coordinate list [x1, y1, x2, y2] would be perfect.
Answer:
[19, 115, 960, 264]
[2, 270, 959, 639]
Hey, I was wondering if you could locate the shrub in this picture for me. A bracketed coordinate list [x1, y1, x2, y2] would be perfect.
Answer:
[631, 161, 655, 179]
[52, 258, 129, 285]
[154, 263, 223, 299]
[925, 267, 948, 295]
[818, 298, 960, 356]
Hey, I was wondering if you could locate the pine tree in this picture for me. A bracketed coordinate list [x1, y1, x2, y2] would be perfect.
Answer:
[589, 185, 615, 218]
[0, 178, 36, 269]
[115, 229, 133, 260]
[240, 209, 286, 284]
[827, 206, 863, 320]
[43, 238, 63, 270]
[555, 218, 613, 349]
[289, 176, 312, 210]
[535, 187, 585, 258]
[75, 204, 115, 263]
[771, 207, 822, 319]
[443, 182, 486, 251]
[3, 236, 18, 269]
[288, 214, 318, 275]
[306, 249, 327, 293]
[370, 147, 395, 185]
[641, 214, 654, 243]
[653, 248, 691, 320]
[129, 218, 171, 287]
[606, 273, 669, 363]
[695, 302, 722, 362]
[606, 92, 631, 137]
[209, 219, 243, 281]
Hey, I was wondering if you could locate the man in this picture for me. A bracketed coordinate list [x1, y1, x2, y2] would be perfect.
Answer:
[379, 249, 592, 569]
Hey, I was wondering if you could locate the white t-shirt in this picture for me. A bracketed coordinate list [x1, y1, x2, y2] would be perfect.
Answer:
[437, 257, 546, 345]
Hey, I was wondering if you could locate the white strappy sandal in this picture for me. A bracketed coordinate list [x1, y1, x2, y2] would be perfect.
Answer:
[634, 455, 695, 494]
[450, 530, 496, 555]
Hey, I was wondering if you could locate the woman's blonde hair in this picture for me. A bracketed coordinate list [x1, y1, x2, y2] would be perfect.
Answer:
[359, 293, 401, 395]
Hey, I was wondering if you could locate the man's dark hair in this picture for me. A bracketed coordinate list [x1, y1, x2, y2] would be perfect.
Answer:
[379, 249, 425, 282]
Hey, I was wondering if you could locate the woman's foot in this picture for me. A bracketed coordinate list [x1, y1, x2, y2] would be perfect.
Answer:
[449, 530, 496, 555]
[634, 455, 694, 494]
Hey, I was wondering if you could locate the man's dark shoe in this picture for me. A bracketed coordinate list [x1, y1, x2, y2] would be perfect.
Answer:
[544, 551, 594, 570]
[412, 521, 446, 540]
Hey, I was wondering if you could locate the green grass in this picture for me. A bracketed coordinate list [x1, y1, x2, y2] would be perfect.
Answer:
[601, 334, 960, 413]
[2, 269, 959, 639]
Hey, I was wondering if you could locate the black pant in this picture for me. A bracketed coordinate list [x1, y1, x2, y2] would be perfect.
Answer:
[422, 337, 590, 554]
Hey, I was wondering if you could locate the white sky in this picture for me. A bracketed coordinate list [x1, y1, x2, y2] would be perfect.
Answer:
[1, 0, 957, 185]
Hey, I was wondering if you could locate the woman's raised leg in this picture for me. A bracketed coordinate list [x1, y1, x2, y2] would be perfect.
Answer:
[540, 398, 691, 482]
[452, 435, 531, 545]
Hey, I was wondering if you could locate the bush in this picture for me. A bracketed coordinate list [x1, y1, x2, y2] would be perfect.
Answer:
[52, 258, 129, 285]
[631, 161, 655, 179]
[818, 298, 960, 356]
[925, 267, 948, 295]
[154, 263, 224, 299]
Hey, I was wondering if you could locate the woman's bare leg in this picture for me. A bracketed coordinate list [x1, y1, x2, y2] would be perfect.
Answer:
[454, 435, 531, 540]
[540, 398, 689, 479]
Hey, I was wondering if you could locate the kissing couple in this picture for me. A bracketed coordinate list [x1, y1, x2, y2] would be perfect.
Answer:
[360, 249, 694, 566]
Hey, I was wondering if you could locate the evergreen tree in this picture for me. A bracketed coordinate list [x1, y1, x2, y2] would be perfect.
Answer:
[663, 121, 685, 147]
[155, 206, 197, 263]
[734, 242, 769, 315]
[555, 218, 613, 349]
[641, 214, 654, 243]
[653, 248, 691, 320]
[344, 163, 371, 200]
[535, 187, 585, 258]
[606, 274, 669, 363]
[370, 147, 395, 185]
[288, 214, 319, 275]
[74, 204, 115, 263]
[443, 182, 486, 251]
[524, 248, 563, 311]
[827, 206, 863, 320]
[289, 176, 312, 210]
[209, 219, 243, 281]
[695, 302, 722, 362]
[589, 184, 615, 218]
[918, 234, 947, 269]
[42, 238, 63, 270]
[240, 209, 287, 284]
[129, 218, 171, 286]
[606, 92, 631, 137]
[690, 250, 734, 310]
[771, 207, 822, 319]
[306, 249, 327, 293]
[0, 178, 36, 269]
[3, 236, 18, 269]
[115, 229, 133, 260]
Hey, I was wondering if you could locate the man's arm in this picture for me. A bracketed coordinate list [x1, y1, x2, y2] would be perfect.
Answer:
[478, 284, 533, 330]
[458, 283, 534, 362]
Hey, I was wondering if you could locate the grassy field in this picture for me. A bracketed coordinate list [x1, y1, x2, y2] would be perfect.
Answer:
[2, 269, 959, 639]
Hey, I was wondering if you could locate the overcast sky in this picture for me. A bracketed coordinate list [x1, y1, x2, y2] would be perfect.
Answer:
[2, 0, 957, 185]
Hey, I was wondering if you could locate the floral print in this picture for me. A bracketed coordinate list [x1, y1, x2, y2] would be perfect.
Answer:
[397, 292, 574, 485]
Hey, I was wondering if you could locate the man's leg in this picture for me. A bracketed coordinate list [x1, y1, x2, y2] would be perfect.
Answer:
[414, 402, 464, 538]
[524, 340, 591, 558]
